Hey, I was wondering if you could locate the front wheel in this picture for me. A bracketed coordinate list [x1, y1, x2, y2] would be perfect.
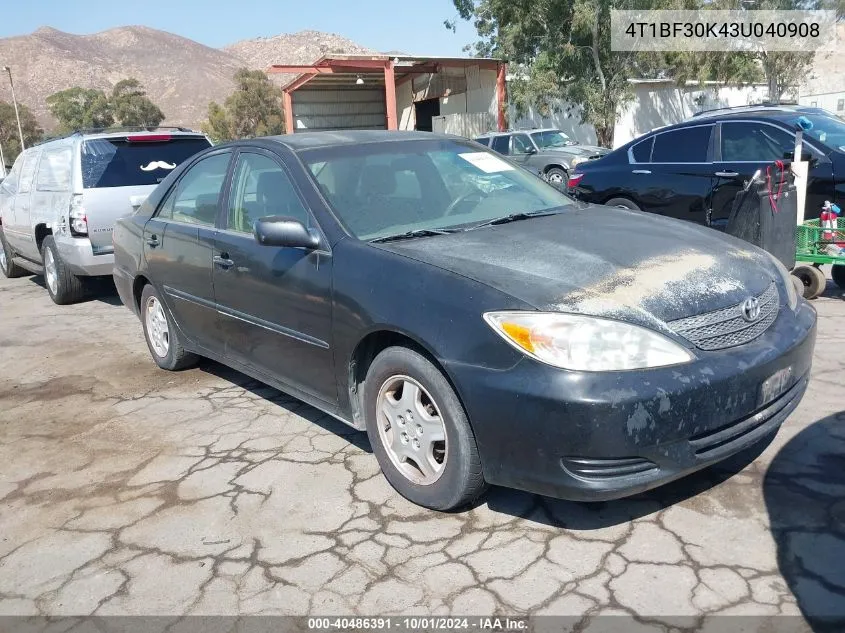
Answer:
[42, 236, 86, 304]
[140, 284, 198, 371]
[363, 346, 487, 511]
[545, 167, 568, 188]
[604, 197, 641, 211]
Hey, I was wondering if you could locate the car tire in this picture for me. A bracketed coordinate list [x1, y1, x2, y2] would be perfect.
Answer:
[545, 167, 568, 187]
[363, 346, 487, 511]
[140, 284, 198, 371]
[0, 228, 26, 279]
[791, 265, 826, 299]
[832, 264, 845, 289]
[41, 236, 86, 304]
[604, 197, 641, 211]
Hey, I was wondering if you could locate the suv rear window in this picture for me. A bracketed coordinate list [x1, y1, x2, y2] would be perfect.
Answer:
[81, 136, 211, 189]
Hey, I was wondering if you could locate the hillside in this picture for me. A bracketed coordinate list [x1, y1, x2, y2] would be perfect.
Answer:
[0, 26, 374, 131]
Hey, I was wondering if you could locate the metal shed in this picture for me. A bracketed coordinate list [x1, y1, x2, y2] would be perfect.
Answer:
[267, 54, 508, 135]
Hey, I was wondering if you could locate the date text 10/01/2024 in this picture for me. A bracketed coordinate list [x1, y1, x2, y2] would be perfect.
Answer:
[307, 618, 528, 631]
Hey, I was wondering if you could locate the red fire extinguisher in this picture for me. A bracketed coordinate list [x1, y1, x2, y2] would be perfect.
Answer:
[820, 201, 840, 241]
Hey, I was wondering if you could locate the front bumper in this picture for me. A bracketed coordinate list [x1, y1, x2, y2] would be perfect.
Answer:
[448, 301, 817, 501]
[54, 234, 114, 277]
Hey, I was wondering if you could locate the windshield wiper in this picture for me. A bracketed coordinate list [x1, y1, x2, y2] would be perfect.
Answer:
[467, 209, 562, 231]
[369, 228, 460, 243]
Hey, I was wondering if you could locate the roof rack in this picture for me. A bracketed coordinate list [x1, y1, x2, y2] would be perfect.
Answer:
[71, 126, 197, 135]
[690, 102, 802, 118]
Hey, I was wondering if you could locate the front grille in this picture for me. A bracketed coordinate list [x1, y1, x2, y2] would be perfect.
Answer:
[668, 283, 779, 351]
[561, 456, 658, 481]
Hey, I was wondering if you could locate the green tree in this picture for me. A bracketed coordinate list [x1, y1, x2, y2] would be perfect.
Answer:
[450, 0, 822, 145]
[0, 101, 43, 164]
[203, 69, 285, 142]
[110, 78, 165, 127]
[449, 0, 692, 147]
[46, 87, 113, 133]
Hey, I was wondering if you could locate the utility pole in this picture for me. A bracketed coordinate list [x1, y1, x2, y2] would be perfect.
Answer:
[2, 66, 25, 151]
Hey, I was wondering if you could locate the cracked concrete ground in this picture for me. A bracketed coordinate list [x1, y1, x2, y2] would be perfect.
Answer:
[0, 272, 843, 624]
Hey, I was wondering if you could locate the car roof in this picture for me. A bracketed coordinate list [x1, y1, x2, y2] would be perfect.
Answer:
[266, 130, 453, 151]
[476, 128, 562, 138]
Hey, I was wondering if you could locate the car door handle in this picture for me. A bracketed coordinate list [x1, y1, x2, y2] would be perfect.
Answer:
[715, 171, 739, 177]
[632, 169, 651, 174]
[213, 255, 234, 269]
[146, 235, 159, 248]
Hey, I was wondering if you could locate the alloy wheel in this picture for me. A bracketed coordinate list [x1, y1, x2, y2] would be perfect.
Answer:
[145, 296, 170, 358]
[548, 172, 564, 184]
[44, 247, 58, 295]
[376, 375, 448, 485]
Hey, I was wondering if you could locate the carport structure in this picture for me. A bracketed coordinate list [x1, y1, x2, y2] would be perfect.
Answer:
[267, 54, 508, 135]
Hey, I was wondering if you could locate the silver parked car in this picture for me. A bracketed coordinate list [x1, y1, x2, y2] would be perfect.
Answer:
[0, 127, 211, 303]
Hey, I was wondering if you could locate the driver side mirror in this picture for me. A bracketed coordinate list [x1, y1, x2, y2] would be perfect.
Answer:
[254, 216, 320, 249]
[526, 146, 537, 154]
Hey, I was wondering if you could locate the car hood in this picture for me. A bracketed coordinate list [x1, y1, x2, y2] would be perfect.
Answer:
[548, 145, 609, 157]
[378, 205, 777, 333]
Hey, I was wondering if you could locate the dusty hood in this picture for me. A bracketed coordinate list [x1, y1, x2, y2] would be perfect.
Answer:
[379, 205, 777, 332]
[550, 145, 609, 157]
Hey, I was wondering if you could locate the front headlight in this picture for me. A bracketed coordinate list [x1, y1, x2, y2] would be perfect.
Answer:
[570, 156, 587, 168]
[484, 311, 695, 371]
[765, 252, 798, 310]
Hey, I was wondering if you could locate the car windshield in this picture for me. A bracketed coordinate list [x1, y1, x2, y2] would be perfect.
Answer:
[531, 130, 573, 149]
[81, 136, 211, 189]
[301, 139, 573, 241]
[802, 115, 845, 152]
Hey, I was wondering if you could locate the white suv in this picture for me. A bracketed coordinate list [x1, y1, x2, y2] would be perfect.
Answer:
[0, 127, 211, 304]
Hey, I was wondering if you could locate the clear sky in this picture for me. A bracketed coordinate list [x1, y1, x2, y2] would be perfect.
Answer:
[0, 0, 479, 57]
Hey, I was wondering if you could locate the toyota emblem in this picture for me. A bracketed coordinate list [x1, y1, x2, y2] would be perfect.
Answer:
[741, 297, 761, 322]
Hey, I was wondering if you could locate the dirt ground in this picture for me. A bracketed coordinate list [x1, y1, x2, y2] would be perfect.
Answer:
[0, 271, 843, 626]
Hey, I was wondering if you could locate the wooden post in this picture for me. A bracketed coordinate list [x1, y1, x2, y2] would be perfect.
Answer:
[384, 61, 398, 131]
[283, 90, 294, 134]
[496, 62, 508, 132]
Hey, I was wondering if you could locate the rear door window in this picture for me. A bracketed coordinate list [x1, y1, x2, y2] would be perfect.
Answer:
[81, 136, 211, 189]
[652, 126, 712, 163]
[17, 151, 40, 194]
[157, 152, 231, 227]
[36, 147, 73, 192]
[491, 135, 510, 155]
[474, 137, 491, 147]
[631, 137, 654, 163]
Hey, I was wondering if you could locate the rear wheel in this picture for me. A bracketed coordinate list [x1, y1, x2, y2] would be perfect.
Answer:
[792, 265, 826, 299]
[363, 346, 486, 511]
[41, 236, 86, 304]
[832, 264, 845, 289]
[0, 229, 26, 279]
[140, 284, 198, 371]
[605, 197, 641, 211]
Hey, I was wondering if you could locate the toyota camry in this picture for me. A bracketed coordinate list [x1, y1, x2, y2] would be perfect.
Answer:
[113, 131, 816, 511]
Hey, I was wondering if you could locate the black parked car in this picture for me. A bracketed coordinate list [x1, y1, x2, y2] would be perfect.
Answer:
[113, 131, 816, 511]
[475, 128, 609, 186]
[569, 106, 845, 228]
